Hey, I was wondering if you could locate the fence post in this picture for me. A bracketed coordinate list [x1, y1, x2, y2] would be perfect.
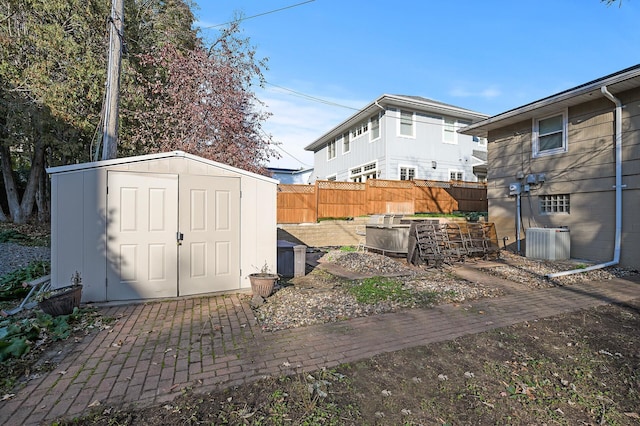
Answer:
[314, 180, 319, 222]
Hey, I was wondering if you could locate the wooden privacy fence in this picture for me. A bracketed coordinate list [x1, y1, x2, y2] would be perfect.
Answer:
[277, 179, 487, 224]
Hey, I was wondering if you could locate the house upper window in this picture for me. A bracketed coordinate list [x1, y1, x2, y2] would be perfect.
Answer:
[533, 112, 567, 157]
[342, 132, 350, 153]
[327, 140, 336, 160]
[370, 114, 380, 140]
[443, 118, 456, 144]
[540, 194, 570, 214]
[473, 135, 488, 147]
[351, 121, 369, 139]
[399, 110, 414, 137]
[399, 166, 416, 181]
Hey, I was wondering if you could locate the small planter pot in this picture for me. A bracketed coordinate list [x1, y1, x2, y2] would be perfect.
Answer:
[39, 285, 83, 316]
[248, 273, 278, 297]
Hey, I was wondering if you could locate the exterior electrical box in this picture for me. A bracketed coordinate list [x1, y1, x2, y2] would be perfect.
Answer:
[525, 228, 570, 260]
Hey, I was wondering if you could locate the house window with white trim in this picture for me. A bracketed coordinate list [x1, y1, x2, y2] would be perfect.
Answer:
[473, 136, 488, 147]
[399, 166, 416, 181]
[327, 174, 337, 181]
[351, 121, 369, 139]
[399, 110, 414, 137]
[342, 132, 350, 153]
[350, 162, 378, 182]
[449, 170, 463, 181]
[540, 194, 570, 214]
[327, 140, 336, 160]
[370, 114, 380, 140]
[443, 118, 456, 144]
[533, 111, 567, 157]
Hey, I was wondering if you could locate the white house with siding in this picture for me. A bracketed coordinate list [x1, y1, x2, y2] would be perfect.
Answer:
[304, 94, 489, 183]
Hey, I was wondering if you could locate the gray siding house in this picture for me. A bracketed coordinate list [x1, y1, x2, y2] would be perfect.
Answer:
[460, 65, 640, 270]
[304, 94, 489, 183]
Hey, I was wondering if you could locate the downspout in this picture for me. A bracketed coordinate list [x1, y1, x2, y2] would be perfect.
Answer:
[374, 101, 387, 179]
[546, 85, 623, 278]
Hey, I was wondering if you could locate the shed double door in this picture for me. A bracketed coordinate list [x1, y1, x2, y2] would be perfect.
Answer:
[106, 171, 240, 301]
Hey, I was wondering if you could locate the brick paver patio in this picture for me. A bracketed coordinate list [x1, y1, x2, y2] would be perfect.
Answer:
[1, 264, 638, 425]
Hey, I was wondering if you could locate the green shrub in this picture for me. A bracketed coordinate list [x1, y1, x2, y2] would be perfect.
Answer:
[0, 261, 51, 301]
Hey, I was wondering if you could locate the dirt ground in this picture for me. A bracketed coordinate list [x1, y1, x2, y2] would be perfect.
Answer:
[3, 223, 638, 424]
[55, 297, 640, 425]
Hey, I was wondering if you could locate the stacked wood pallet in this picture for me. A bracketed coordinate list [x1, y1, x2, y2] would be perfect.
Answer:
[407, 222, 500, 267]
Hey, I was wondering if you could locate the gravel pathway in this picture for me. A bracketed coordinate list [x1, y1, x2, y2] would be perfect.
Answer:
[0, 242, 50, 278]
[253, 250, 503, 332]
[252, 249, 639, 332]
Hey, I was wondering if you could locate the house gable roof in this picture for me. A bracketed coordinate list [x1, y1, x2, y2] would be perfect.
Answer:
[46, 150, 279, 184]
[304, 94, 488, 152]
[460, 64, 640, 138]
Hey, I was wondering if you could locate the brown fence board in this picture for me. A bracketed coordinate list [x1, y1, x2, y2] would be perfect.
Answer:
[413, 185, 458, 213]
[317, 181, 366, 218]
[366, 180, 415, 214]
[277, 179, 487, 223]
[277, 184, 317, 223]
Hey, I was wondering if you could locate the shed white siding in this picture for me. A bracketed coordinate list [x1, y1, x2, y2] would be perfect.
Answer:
[48, 151, 277, 303]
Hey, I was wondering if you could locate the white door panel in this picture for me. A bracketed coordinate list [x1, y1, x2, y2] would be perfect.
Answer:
[106, 172, 240, 301]
[179, 175, 240, 295]
[107, 172, 178, 300]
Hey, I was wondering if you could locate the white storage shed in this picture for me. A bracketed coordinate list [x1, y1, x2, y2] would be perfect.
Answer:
[47, 151, 277, 303]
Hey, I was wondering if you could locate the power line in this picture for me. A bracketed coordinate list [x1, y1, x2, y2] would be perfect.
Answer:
[200, 0, 316, 29]
[260, 128, 313, 168]
[274, 143, 313, 168]
[265, 81, 360, 111]
[264, 82, 488, 131]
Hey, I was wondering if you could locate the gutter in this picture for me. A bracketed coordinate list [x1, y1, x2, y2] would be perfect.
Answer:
[304, 94, 488, 151]
[460, 65, 640, 138]
[546, 86, 623, 278]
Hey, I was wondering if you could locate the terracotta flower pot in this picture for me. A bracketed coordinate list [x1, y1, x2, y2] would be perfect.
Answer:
[248, 273, 278, 297]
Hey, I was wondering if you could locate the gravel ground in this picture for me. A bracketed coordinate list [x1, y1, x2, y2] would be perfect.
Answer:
[253, 250, 501, 332]
[481, 251, 638, 288]
[253, 249, 639, 332]
[3, 241, 636, 334]
[0, 242, 50, 278]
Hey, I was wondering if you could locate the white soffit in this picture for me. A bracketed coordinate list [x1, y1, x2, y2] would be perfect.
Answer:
[460, 65, 640, 138]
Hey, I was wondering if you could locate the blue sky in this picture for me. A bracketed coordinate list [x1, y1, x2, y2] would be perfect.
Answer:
[194, 0, 640, 169]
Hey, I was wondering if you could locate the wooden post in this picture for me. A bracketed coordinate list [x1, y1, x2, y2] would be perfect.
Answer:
[101, 0, 124, 160]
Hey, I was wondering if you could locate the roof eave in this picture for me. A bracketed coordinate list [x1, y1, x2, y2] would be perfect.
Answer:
[304, 94, 489, 152]
[47, 151, 279, 184]
[460, 64, 640, 138]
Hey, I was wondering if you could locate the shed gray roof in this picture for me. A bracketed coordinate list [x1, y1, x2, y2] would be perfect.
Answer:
[460, 64, 640, 138]
[46, 150, 279, 184]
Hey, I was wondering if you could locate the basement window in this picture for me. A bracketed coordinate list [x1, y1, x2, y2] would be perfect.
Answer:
[540, 194, 570, 214]
[399, 166, 416, 181]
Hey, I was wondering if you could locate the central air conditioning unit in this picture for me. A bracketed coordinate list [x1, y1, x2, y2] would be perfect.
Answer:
[525, 228, 570, 260]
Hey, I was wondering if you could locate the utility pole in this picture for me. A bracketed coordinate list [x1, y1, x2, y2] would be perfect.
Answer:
[101, 0, 124, 161]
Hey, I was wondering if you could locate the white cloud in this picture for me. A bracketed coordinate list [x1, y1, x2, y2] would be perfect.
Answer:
[258, 87, 365, 169]
[449, 86, 501, 99]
